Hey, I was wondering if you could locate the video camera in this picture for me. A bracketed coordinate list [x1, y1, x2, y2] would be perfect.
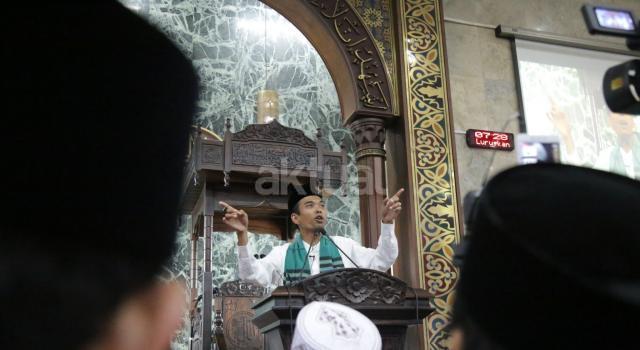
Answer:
[582, 4, 640, 114]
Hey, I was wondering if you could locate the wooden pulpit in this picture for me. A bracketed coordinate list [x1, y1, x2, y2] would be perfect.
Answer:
[252, 269, 433, 350]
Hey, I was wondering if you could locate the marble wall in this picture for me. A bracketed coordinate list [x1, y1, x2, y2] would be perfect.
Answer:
[121, 0, 365, 272]
[442, 0, 640, 198]
[118, 0, 367, 348]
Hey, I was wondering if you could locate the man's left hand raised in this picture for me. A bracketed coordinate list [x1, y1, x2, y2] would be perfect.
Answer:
[382, 188, 404, 224]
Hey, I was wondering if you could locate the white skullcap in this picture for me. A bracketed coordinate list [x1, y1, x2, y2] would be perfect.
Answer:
[291, 301, 382, 350]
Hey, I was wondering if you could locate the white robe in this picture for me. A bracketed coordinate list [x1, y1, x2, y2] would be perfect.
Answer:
[237, 223, 398, 288]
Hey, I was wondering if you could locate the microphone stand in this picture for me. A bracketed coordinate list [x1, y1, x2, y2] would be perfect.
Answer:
[299, 232, 319, 279]
[319, 229, 360, 269]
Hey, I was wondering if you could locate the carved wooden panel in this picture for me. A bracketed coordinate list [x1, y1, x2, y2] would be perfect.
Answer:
[351, 117, 386, 149]
[232, 119, 315, 146]
[182, 121, 347, 234]
[214, 280, 267, 298]
[213, 281, 266, 350]
[381, 328, 407, 350]
[302, 269, 407, 304]
[232, 143, 317, 168]
[216, 298, 263, 350]
[201, 143, 223, 165]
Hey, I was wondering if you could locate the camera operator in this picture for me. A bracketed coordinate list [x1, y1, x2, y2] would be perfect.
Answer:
[451, 163, 640, 350]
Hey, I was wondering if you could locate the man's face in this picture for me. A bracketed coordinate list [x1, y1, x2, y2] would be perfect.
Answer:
[609, 112, 636, 136]
[291, 195, 327, 232]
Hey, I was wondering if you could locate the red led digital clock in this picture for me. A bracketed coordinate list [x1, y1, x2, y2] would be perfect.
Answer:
[465, 129, 514, 151]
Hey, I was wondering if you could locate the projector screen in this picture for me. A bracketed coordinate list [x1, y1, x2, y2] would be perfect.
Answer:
[515, 39, 640, 179]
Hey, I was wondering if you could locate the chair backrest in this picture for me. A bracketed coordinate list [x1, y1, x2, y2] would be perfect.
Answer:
[213, 280, 268, 350]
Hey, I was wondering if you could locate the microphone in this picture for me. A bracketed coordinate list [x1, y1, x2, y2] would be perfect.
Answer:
[318, 228, 360, 269]
[269, 260, 290, 287]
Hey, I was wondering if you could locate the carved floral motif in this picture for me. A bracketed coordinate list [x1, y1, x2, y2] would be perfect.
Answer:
[401, 0, 461, 349]
[350, 117, 386, 149]
[232, 120, 315, 146]
[232, 143, 317, 168]
[225, 310, 261, 350]
[202, 144, 223, 165]
[302, 269, 406, 304]
[214, 280, 267, 297]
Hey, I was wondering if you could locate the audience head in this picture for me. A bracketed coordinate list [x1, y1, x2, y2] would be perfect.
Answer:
[454, 163, 640, 350]
[0, 1, 198, 349]
[291, 301, 382, 350]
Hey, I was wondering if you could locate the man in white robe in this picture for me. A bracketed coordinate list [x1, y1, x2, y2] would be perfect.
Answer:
[593, 112, 640, 179]
[219, 184, 403, 287]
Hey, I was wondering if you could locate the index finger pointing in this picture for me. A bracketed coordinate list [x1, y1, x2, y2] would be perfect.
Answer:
[390, 188, 404, 200]
[219, 201, 237, 213]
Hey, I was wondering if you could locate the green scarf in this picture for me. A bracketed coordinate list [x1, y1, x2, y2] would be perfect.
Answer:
[283, 234, 344, 284]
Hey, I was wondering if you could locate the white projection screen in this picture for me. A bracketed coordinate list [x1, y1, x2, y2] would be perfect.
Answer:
[515, 39, 640, 179]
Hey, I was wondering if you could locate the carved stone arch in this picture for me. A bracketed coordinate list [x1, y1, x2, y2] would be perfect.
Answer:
[259, 0, 396, 124]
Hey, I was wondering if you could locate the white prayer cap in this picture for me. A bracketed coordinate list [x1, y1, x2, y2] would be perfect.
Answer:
[291, 301, 382, 350]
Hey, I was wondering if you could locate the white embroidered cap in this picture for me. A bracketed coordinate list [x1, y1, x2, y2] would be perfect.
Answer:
[291, 301, 382, 350]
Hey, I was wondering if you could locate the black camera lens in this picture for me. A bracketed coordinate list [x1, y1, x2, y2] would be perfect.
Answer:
[603, 59, 640, 114]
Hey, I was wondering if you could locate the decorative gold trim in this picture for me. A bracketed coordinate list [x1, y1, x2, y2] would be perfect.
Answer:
[386, 0, 400, 116]
[399, 0, 461, 349]
[398, 3, 428, 348]
[355, 148, 386, 160]
[198, 127, 223, 141]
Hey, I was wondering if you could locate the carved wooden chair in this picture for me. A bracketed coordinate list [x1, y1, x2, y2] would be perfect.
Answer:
[213, 280, 268, 350]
